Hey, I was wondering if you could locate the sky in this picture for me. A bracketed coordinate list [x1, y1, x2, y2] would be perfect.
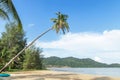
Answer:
[0, 0, 120, 64]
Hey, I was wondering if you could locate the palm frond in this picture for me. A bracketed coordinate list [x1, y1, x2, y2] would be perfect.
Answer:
[0, 0, 22, 31]
[7, 0, 22, 31]
[0, 9, 9, 20]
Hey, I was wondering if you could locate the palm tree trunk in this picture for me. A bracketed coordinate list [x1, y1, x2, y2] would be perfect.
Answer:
[0, 27, 53, 73]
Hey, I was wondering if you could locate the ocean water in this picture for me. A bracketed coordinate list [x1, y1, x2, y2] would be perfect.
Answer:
[48, 68, 120, 77]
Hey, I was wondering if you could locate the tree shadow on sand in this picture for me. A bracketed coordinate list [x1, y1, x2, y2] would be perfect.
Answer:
[91, 77, 112, 80]
[10, 74, 83, 80]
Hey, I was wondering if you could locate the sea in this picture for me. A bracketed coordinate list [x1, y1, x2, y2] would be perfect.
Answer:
[48, 68, 120, 77]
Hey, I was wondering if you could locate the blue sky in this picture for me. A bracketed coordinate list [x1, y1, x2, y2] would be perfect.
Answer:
[12, 0, 120, 41]
[1, 0, 120, 63]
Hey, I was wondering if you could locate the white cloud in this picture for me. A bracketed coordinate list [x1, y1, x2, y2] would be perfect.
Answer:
[28, 23, 35, 27]
[35, 29, 120, 63]
[94, 57, 102, 62]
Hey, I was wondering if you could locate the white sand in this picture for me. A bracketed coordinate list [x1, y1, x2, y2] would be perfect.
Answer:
[7, 70, 120, 80]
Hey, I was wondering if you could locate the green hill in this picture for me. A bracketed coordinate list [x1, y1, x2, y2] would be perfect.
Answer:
[43, 56, 120, 68]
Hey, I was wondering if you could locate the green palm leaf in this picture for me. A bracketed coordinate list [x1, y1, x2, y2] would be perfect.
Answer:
[7, 0, 22, 31]
[0, 9, 9, 20]
[0, 0, 22, 31]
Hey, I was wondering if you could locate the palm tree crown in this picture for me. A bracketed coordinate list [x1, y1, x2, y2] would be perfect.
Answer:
[51, 12, 69, 34]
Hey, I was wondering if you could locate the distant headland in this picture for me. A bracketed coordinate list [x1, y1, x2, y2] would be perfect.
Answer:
[43, 56, 120, 68]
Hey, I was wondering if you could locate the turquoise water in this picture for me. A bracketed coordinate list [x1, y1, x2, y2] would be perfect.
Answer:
[49, 68, 120, 77]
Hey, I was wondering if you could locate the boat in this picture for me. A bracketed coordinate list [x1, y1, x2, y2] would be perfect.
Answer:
[0, 74, 10, 77]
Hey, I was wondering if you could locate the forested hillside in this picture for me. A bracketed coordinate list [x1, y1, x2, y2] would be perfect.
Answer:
[43, 56, 120, 67]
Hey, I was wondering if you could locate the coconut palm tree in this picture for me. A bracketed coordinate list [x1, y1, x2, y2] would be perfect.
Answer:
[52, 12, 69, 34]
[0, 12, 69, 73]
[0, 0, 22, 31]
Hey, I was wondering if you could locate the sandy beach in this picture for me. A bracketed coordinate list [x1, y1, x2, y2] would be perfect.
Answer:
[5, 70, 120, 80]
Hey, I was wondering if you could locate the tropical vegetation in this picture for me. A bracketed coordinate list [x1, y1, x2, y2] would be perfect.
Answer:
[0, 23, 26, 70]
[23, 46, 43, 70]
[0, 0, 22, 30]
[0, 0, 69, 73]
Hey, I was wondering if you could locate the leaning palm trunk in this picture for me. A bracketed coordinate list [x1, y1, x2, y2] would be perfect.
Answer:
[0, 27, 53, 73]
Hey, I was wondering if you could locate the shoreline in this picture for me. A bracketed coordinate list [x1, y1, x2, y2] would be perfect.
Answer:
[8, 70, 120, 80]
[48, 67, 120, 77]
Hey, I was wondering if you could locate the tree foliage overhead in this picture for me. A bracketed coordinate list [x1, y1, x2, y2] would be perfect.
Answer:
[0, 9, 9, 20]
[0, 0, 22, 31]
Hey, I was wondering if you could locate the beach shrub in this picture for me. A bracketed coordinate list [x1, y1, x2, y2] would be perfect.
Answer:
[23, 46, 43, 70]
